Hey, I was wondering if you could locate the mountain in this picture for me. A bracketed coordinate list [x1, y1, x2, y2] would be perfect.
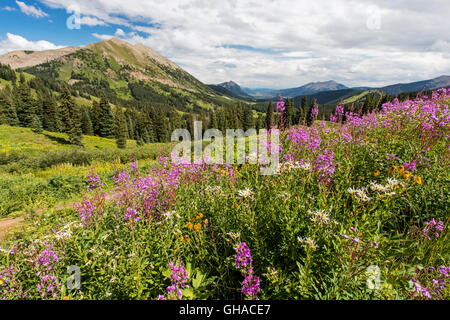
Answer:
[292, 88, 363, 106]
[239, 80, 349, 100]
[241, 87, 278, 100]
[215, 81, 252, 98]
[380, 75, 450, 95]
[0, 38, 237, 110]
[280, 80, 348, 98]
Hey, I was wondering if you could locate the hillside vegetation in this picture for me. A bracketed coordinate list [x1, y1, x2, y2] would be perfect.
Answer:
[0, 89, 448, 300]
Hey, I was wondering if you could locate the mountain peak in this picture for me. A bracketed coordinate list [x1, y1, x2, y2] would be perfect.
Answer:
[217, 80, 251, 98]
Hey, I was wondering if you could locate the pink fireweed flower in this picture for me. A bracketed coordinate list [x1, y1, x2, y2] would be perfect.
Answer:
[86, 172, 102, 191]
[166, 260, 189, 300]
[422, 219, 445, 240]
[235, 242, 252, 270]
[241, 273, 260, 298]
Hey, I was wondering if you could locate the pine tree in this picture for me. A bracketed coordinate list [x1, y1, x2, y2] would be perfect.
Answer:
[81, 106, 94, 135]
[265, 101, 274, 129]
[98, 95, 115, 138]
[115, 107, 127, 149]
[243, 106, 254, 130]
[31, 114, 43, 134]
[210, 110, 218, 129]
[91, 100, 102, 135]
[169, 107, 183, 133]
[15, 82, 35, 127]
[155, 109, 168, 142]
[299, 96, 308, 124]
[42, 91, 57, 131]
[0, 88, 19, 126]
[60, 88, 83, 146]
[306, 98, 317, 126]
[283, 98, 294, 128]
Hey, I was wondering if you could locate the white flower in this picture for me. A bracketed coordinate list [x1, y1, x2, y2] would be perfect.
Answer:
[297, 236, 318, 250]
[238, 188, 254, 199]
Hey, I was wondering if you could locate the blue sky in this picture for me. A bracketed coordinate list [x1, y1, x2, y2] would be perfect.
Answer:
[0, 0, 148, 46]
[0, 0, 449, 88]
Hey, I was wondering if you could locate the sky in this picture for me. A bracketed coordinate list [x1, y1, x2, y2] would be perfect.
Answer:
[0, 0, 449, 89]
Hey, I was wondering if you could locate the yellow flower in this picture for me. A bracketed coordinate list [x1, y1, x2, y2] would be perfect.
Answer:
[398, 166, 405, 174]
[179, 236, 184, 243]
[63, 296, 71, 300]
[414, 176, 423, 185]
[231, 203, 238, 209]
[186, 222, 193, 230]
[388, 165, 397, 175]
[373, 170, 380, 177]
[184, 236, 190, 243]
[197, 212, 203, 219]
[403, 171, 411, 179]
[194, 223, 201, 231]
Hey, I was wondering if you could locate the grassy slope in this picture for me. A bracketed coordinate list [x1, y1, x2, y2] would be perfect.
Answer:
[0, 125, 137, 155]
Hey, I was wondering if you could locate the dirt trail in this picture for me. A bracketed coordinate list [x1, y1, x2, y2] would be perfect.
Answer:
[0, 203, 73, 242]
[0, 193, 115, 242]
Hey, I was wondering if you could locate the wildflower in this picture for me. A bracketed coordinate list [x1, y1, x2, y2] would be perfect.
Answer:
[414, 176, 423, 185]
[186, 222, 193, 230]
[403, 170, 412, 179]
[194, 223, 201, 232]
[166, 260, 189, 300]
[241, 273, 260, 298]
[297, 236, 317, 251]
[374, 170, 380, 177]
[238, 188, 254, 199]
[423, 219, 444, 240]
[236, 242, 252, 270]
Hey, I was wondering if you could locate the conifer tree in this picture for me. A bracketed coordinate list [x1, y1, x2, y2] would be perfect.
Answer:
[15, 82, 35, 127]
[115, 107, 127, 149]
[0, 88, 19, 126]
[306, 98, 317, 126]
[31, 114, 43, 134]
[98, 95, 115, 138]
[60, 87, 83, 146]
[243, 106, 254, 130]
[169, 107, 183, 133]
[155, 109, 168, 142]
[42, 91, 57, 131]
[91, 100, 102, 135]
[210, 110, 218, 129]
[265, 101, 274, 129]
[81, 106, 94, 135]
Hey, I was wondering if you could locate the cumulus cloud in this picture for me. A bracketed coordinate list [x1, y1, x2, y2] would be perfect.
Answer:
[77, 16, 107, 27]
[0, 33, 63, 55]
[30, 1, 450, 86]
[16, 1, 48, 18]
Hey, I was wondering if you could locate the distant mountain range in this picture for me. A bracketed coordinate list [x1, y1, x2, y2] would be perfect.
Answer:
[214, 76, 450, 100]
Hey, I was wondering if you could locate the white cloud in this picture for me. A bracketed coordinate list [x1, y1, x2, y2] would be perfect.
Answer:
[16, 1, 48, 18]
[1, 6, 17, 11]
[29, 1, 450, 86]
[115, 28, 126, 37]
[77, 16, 107, 27]
[91, 33, 114, 41]
[0, 33, 63, 55]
